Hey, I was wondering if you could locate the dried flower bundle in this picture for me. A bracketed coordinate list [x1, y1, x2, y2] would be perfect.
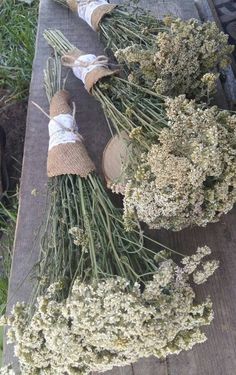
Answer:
[34, 54, 169, 305]
[52, 1, 233, 99]
[123, 96, 236, 231]
[54, 0, 161, 50]
[114, 17, 233, 99]
[2, 246, 218, 375]
[0, 54, 171, 373]
[43, 29, 166, 139]
[43, 31, 236, 231]
[0, 55, 219, 375]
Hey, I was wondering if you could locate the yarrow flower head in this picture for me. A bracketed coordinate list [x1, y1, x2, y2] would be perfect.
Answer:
[115, 18, 233, 99]
[193, 260, 220, 284]
[3, 250, 217, 374]
[123, 96, 236, 231]
[69, 226, 89, 247]
[0, 365, 15, 375]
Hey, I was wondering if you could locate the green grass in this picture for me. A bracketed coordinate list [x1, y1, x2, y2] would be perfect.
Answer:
[0, 0, 38, 103]
[0, 0, 37, 363]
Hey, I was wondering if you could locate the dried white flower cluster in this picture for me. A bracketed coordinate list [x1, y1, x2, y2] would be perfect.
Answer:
[181, 246, 219, 284]
[3, 248, 217, 375]
[69, 226, 89, 248]
[123, 95, 236, 230]
[0, 366, 15, 375]
[115, 17, 233, 98]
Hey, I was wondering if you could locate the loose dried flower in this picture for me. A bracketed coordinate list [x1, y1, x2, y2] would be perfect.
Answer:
[193, 260, 220, 284]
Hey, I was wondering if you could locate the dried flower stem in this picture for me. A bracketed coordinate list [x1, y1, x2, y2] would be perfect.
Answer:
[31, 52, 175, 309]
[44, 29, 167, 143]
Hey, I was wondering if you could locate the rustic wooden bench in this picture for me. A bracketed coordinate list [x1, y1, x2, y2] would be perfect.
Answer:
[4, 0, 236, 374]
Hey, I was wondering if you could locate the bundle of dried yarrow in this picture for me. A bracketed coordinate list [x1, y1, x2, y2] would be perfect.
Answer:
[2, 246, 218, 375]
[123, 95, 236, 231]
[115, 17, 233, 99]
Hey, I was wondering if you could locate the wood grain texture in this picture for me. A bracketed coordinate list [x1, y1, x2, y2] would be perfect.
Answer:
[195, 0, 236, 107]
[132, 357, 168, 375]
[159, 207, 236, 375]
[92, 365, 134, 375]
[4, 0, 236, 374]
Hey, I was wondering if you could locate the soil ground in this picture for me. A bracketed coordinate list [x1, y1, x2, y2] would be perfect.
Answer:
[0, 96, 26, 193]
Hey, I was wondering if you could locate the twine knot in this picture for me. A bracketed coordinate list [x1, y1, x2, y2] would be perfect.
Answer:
[61, 54, 109, 68]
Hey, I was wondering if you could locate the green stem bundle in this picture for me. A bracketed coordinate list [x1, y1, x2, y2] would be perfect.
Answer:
[44, 29, 167, 142]
[33, 53, 174, 305]
[97, 6, 164, 52]
[54, 0, 164, 50]
[51, 1, 234, 101]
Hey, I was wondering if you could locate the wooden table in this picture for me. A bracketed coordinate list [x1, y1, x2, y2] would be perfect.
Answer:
[4, 1, 236, 374]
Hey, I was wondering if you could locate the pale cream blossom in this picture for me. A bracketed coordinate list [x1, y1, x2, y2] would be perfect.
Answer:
[3, 250, 217, 374]
[123, 96, 236, 230]
[0, 365, 15, 375]
[115, 18, 233, 99]
[193, 260, 220, 284]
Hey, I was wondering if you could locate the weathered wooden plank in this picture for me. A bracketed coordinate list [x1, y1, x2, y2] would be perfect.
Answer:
[134, 1, 236, 374]
[112, 0, 199, 19]
[113, 4, 196, 375]
[113, 2, 236, 375]
[159, 208, 236, 375]
[132, 357, 168, 375]
[138, 0, 199, 19]
[111, 0, 206, 375]
[195, 0, 236, 108]
[93, 365, 133, 375]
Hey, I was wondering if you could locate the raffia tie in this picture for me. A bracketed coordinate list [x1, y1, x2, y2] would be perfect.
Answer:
[61, 54, 109, 69]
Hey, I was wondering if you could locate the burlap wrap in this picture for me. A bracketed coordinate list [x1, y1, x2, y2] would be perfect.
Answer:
[66, 0, 116, 31]
[61, 49, 117, 93]
[85, 66, 116, 92]
[66, 0, 78, 12]
[48, 90, 95, 177]
[47, 142, 95, 177]
[91, 4, 117, 31]
[50, 90, 72, 117]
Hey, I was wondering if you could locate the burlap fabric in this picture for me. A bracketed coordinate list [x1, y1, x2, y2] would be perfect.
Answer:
[50, 90, 72, 117]
[61, 49, 117, 93]
[48, 90, 95, 177]
[66, 0, 117, 31]
[85, 66, 116, 92]
[91, 4, 117, 31]
[66, 0, 78, 12]
[47, 142, 95, 177]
